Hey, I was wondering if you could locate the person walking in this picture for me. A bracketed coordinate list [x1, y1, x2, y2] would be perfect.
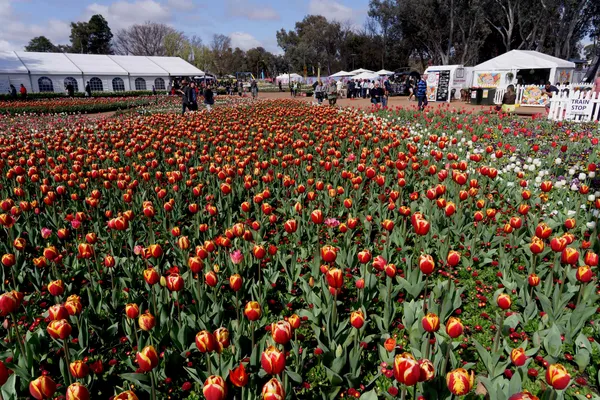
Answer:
[327, 81, 338, 106]
[315, 81, 324, 104]
[250, 79, 259, 99]
[237, 81, 243, 97]
[85, 82, 92, 97]
[9, 84, 17, 99]
[416, 76, 428, 110]
[189, 81, 199, 111]
[178, 79, 193, 115]
[203, 84, 215, 112]
[336, 79, 343, 98]
[19, 84, 27, 100]
[66, 83, 75, 97]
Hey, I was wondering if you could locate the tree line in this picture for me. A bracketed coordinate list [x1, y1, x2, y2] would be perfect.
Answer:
[23, 0, 600, 77]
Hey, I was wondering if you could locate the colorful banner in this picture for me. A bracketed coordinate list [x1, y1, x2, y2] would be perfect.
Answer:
[475, 72, 501, 87]
[521, 85, 548, 106]
[558, 70, 572, 84]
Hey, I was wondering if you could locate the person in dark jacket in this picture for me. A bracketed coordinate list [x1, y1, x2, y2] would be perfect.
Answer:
[204, 84, 215, 112]
[85, 82, 92, 97]
[9, 84, 17, 99]
[416, 76, 428, 110]
[178, 79, 194, 115]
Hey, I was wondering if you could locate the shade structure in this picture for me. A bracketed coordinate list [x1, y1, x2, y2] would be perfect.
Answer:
[330, 70, 356, 78]
[351, 72, 380, 81]
[146, 56, 204, 76]
[15, 51, 81, 75]
[473, 50, 574, 71]
[108, 55, 169, 76]
[276, 73, 303, 83]
[349, 68, 374, 75]
[64, 53, 128, 76]
[376, 69, 394, 76]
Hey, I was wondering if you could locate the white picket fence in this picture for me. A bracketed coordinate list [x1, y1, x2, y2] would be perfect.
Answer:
[493, 83, 595, 106]
[547, 90, 600, 122]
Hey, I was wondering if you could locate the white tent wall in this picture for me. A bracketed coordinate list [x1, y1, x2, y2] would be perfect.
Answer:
[31, 74, 84, 94]
[0, 74, 31, 94]
[128, 76, 168, 91]
[82, 75, 130, 92]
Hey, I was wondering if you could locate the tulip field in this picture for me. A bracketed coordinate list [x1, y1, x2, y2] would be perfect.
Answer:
[0, 100, 599, 400]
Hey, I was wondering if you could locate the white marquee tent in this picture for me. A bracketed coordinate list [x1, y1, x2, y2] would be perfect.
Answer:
[472, 50, 576, 87]
[352, 72, 380, 81]
[330, 70, 356, 78]
[275, 73, 303, 84]
[349, 68, 374, 75]
[0, 51, 204, 94]
[376, 69, 394, 76]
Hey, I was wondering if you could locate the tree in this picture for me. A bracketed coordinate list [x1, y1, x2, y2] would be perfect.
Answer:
[69, 14, 113, 54]
[114, 22, 177, 56]
[25, 36, 58, 52]
[210, 34, 234, 76]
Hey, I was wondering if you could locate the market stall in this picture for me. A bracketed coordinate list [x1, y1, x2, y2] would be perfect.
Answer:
[423, 65, 472, 102]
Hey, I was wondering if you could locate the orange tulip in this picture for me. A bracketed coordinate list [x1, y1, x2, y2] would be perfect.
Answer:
[229, 363, 249, 387]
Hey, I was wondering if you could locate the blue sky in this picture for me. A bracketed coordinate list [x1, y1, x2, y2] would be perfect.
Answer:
[0, 0, 370, 53]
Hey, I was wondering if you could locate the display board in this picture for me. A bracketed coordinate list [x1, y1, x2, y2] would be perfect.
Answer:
[475, 72, 501, 87]
[426, 73, 439, 101]
[436, 70, 451, 101]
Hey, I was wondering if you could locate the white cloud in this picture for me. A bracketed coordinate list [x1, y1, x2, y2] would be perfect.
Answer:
[308, 0, 355, 22]
[84, 0, 171, 31]
[229, 32, 262, 51]
[0, 40, 13, 52]
[167, 0, 194, 11]
[226, 0, 279, 21]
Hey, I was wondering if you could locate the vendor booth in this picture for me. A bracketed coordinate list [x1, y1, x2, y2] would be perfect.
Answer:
[275, 73, 303, 85]
[472, 50, 575, 88]
[423, 65, 472, 102]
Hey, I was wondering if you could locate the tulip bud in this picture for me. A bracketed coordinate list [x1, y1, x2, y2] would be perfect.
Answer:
[65, 294, 82, 316]
[47, 319, 72, 339]
[418, 254, 435, 275]
[48, 280, 65, 296]
[214, 327, 230, 353]
[195, 330, 217, 353]
[188, 256, 203, 274]
[561, 247, 579, 265]
[320, 245, 337, 263]
[384, 338, 396, 352]
[325, 267, 343, 288]
[244, 301, 261, 321]
[271, 320, 292, 344]
[310, 209, 324, 224]
[229, 274, 243, 291]
[69, 360, 89, 379]
[529, 237, 544, 254]
[205, 270, 218, 287]
[29, 376, 57, 400]
[446, 317, 464, 338]
[584, 251, 598, 266]
[262, 377, 285, 400]
[497, 293, 512, 310]
[138, 312, 156, 331]
[166, 273, 184, 292]
[350, 310, 365, 329]
[510, 347, 527, 367]
[113, 391, 139, 400]
[288, 314, 301, 330]
[143, 268, 160, 285]
[136, 345, 159, 372]
[545, 363, 570, 390]
[422, 313, 440, 332]
[447, 250, 461, 267]
[418, 359, 435, 382]
[528, 273, 540, 287]
[125, 303, 139, 319]
[1, 254, 15, 267]
[48, 304, 69, 321]
[357, 249, 372, 264]
[446, 368, 475, 395]
[203, 375, 227, 400]
[261, 345, 286, 375]
[66, 382, 90, 400]
[393, 353, 421, 386]
[0, 361, 8, 386]
[576, 266, 592, 283]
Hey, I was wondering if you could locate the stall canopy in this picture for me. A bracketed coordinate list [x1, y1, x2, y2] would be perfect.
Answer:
[376, 69, 394, 76]
[473, 50, 575, 71]
[352, 72, 380, 81]
[330, 70, 355, 78]
[349, 68, 374, 75]
[276, 73, 303, 83]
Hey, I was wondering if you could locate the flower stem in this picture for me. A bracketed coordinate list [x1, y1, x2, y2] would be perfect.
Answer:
[492, 312, 505, 354]
[64, 340, 73, 385]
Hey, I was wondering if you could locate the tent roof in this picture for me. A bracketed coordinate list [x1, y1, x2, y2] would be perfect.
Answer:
[0, 52, 202, 77]
[15, 51, 81, 75]
[349, 68, 374, 74]
[0, 51, 29, 74]
[352, 72, 379, 80]
[376, 69, 394, 75]
[330, 70, 355, 77]
[146, 56, 204, 76]
[474, 50, 575, 71]
[65, 54, 128, 75]
[109, 55, 169, 76]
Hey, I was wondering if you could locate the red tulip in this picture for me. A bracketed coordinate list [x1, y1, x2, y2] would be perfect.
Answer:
[357, 249, 372, 264]
[29, 376, 56, 400]
[545, 364, 570, 390]
[214, 327, 230, 353]
[497, 293, 512, 310]
[446, 317, 464, 338]
[584, 251, 598, 266]
[446, 368, 474, 395]
[511, 347, 527, 366]
[195, 330, 216, 353]
[203, 375, 227, 400]
[418, 254, 435, 275]
[136, 345, 159, 372]
[69, 360, 89, 379]
[561, 247, 579, 265]
[65, 383, 90, 400]
[576, 266, 592, 283]
[422, 313, 440, 332]
[271, 320, 292, 344]
[244, 301, 261, 321]
[350, 310, 365, 329]
[447, 250, 461, 267]
[528, 274, 540, 287]
[138, 312, 156, 331]
[325, 267, 343, 288]
[47, 319, 72, 339]
[321, 245, 337, 263]
[261, 345, 286, 375]
[230, 363, 249, 387]
[262, 377, 285, 400]
[418, 359, 435, 382]
[393, 353, 421, 386]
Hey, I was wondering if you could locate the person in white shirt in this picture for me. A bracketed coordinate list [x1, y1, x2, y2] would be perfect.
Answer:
[336, 80, 343, 98]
